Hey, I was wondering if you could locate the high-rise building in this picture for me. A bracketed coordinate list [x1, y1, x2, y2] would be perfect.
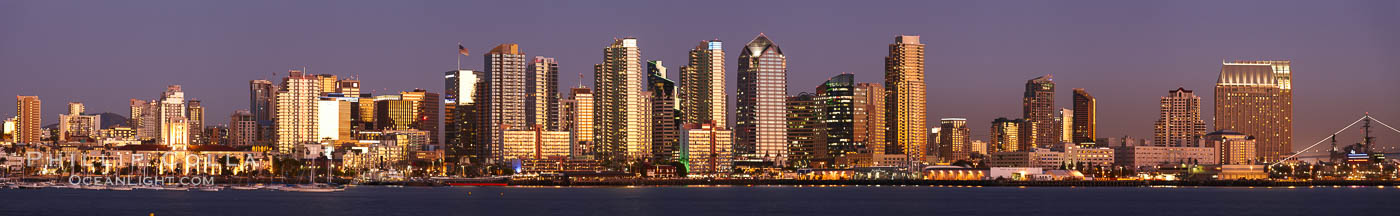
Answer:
[736, 33, 788, 163]
[682, 123, 733, 175]
[130, 99, 159, 141]
[885, 35, 929, 163]
[990, 118, 1025, 153]
[786, 92, 825, 168]
[1072, 88, 1096, 145]
[1215, 60, 1292, 162]
[400, 89, 440, 147]
[593, 38, 649, 162]
[565, 87, 595, 159]
[1058, 108, 1073, 144]
[679, 40, 727, 127]
[187, 100, 205, 144]
[229, 110, 257, 147]
[158, 85, 188, 145]
[317, 98, 352, 141]
[527, 56, 560, 130]
[250, 79, 278, 147]
[487, 44, 529, 160]
[817, 74, 857, 158]
[1022, 75, 1057, 150]
[59, 102, 100, 141]
[853, 83, 886, 154]
[937, 118, 971, 162]
[446, 69, 491, 164]
[1155, 87, 1207, 147]
[648, 60, 682, 161]
[275, 69, 321, 154]
[14, 96, 41, 143]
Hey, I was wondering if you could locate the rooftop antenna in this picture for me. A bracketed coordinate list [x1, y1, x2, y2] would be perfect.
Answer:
[577, 72, 584, 88]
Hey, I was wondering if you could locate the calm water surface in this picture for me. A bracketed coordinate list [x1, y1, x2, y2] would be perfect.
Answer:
[1, 185, 1396, 215]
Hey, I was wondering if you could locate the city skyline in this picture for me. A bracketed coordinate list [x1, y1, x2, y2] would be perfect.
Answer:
[2, 0, 1397, 150]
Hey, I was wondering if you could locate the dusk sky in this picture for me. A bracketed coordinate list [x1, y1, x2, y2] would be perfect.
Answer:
[2, 0, 1397, 151]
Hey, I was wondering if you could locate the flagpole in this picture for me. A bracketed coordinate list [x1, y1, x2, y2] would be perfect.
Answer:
[456, 42, 462, 71]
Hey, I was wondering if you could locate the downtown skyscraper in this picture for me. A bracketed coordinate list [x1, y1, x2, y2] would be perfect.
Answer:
[648, 60, 681, 161]
[937, 118, 971, 162]
[527, 56, 560, 130]
[447, 69, 490, 163]
[275, 69, 320, 154]
[564, 87, 595, 159]
[249, 79, 277, 146]
[786, 92, 824, 168]
[594, 38, 649, 162]
[817, 74, 857, 159]
[1072, 88, 1096, 145]
[1216, 60, 1292, 162]
[1155, 87, 1206, 147]
[14, 96, 40, 144]
[486, 44, 528, 160]
[1023, 75, 1056, 150]
[679, 40, 727, 127]
[853, 83, 886, 154]
[884, 35, 928, 162]
[736, 34, 788, 163]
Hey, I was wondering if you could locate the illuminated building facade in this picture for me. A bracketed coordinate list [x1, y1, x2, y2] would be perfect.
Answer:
[1206, 130, 1257, 165]
[446, 69, 490, 163]
[884, 35, 929, 164]
[502, 125, 572, 160]
[1072, 88, 1096, 145]
[937, 118, 971, 162]
[786, 92, 824, 168]
[593, 38, 649, 162]
[1215, 60, 1291, 162]
[736, 33, 788, 163]
[679, 40, 727, 127]
[648, 60, 682, 161]
[14, 96, 41, 143]
[1023, 75, 1057, 150]
[817, 74, 856, 159]
[1155, 87, 1206, 147]
[527, 56, 560, 130]
[565, 87, 595, 159]
[682, 123, 733, 175]
[852, 83, 885, 154]
[488, 43, 529, 160]
[275, 69, 321, 154]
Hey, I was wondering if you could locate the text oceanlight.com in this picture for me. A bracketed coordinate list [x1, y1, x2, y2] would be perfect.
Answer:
[68, 175, 217, 186]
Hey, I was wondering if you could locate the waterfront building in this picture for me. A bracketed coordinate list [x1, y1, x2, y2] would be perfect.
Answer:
[682, 123, 733, 175]
[1063, 146, 1115, 167]
[679, 40, 727, 127]
[446, 69, 491, 164]
[1023, 75, 1057, 150]
[1072, 88, 1096, 145]
[1156, 88, 1207, 147]
[1205, 130, 1257, 165]
[593, 38, 649, 162]
[527, 56, 560, 130]
[987, 148, 1063, 168]
[1112, 145, 1218, 170]
[787, 92, 825, 168]
[487, 43, 529, 160]
[501, 125, 572, 160]
[884, 35, 929, 164]
[14, 96, 41, 143]
[990, 118, 1029, 153]
[937, 118, 971, 162]
[736, 33, 788, 164]
[565, 87, 595, 159]
[1215, 60, 1292, 163]
[853, 83, 886, 154]
[229, 110, 257, 147]
[275, 69, 321, 154]
[817, 74, 857, 159]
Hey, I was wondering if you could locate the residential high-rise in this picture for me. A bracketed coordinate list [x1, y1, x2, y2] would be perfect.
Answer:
[527, 56, 560, 130]
[1215, 60, 1292, 162]
[885, 35, 928, 163]
[187, 100, 205, 144]
[1022, 75, 1057, 150]
[566, 87, 595, 159]
[130, 99, 158, 141]
[817, 74, 857, 158]
[158, 85, 188, 145]
[937, 118, 971, 162]
[59, 102, 100, 141]
[250, 79, 278, 147]
[648, 60, 681, 161]
[14, 96, 41, 143]
[990, 118, 1026, 153]
[853, 83, 886, 154]
[487, 44, 529, 160]
[786, 92, 825, 168]
[1072, 88, 1096, 145]
[445, 69, 490, 164]
[736, 33, 788, 163]
[1058, 108, 1073, 144]
[593, 38, 649, 162]
[679, 40, 726, 127]
[229, 110, 257, 147]
[1155, 88, 1207, 147]
[275, 69, 321, 154]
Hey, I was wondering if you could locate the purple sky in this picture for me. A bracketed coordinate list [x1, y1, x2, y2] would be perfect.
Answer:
[2, 0, 1397, 151]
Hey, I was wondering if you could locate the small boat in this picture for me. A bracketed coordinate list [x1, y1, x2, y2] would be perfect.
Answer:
[196, 186, 222, 192]
[83, 185, 108, 190]
[230, 184, 263, 190]
[280, 184, 343, 193]
[135, 185, 164, 190]
[108, 186, 135, 191]
[17, 183, 45, 189]
[162, 186, 189, 191]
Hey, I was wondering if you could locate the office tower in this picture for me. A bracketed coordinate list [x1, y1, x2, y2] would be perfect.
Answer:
[501, 125, 572, 160]
[446, 69, 490, 163]
[928, 128, 941, 160]
[594, 38, 649, 162]
[316, 74, 340, 95]
[401, 89, 440, 147]
[1023, 75, 1057, 150]
[156, 85, 189, 146]
[682, 123, 733, 175]
[14, 96, 41, 143]
[338, 79, 361, 96]
[275, 69, 321, 154]
[1155, 87, 1207, 147]
[1206, 130, 1257, 165]
[885, 35, 928, 163]
[487, 44, 528, 160]
[128, 99, 146, 139]
[527, 56, 560, 130]
[648, 60, 681, 161]
[162, 118, 189, 149]
[1072, 88, 1096, 145]
[817, 74, 857, 158]
[230, 110, 257, 147]
[736, 33, 788, 163]
[59, 102, 100, 141]
[938, 118, 971, 162]
[679, 40, 727, 127]
[853, 83, 886, 153]
[565, 87, 595, 159]
[317, 98, 352, 141]
[990, 118, 1026, 153]
[786, 92, 824, 168]
[1216, 60, 1292, 162]
[131, 99, 158, 141]
[187, 100, 205, 144]
[969, 140, 988, 155]
[250, 79, 278, 146]
[1058, 108, 1073, 144]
